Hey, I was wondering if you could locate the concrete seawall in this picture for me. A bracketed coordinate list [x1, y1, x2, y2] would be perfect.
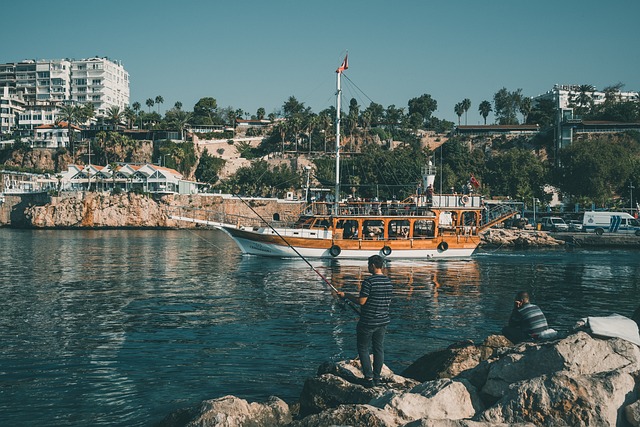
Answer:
[551, 231, 640, 248]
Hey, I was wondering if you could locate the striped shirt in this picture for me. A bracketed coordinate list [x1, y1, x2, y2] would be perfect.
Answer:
[359, 274, 393, 327]
[509, 303, 549, 338]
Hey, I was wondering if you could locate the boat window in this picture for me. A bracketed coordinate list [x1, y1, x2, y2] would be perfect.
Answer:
[336, 219, 359, 239]
[363, 220, 384, 240]
[313, 218, 331, 229]
[388, 220, 410, 239]
[414, 219, 435, 238]
[460, 211, 478, 226]
[273, 213, 280, 221]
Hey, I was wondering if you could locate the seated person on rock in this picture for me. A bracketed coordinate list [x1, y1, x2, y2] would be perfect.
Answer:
[502, 291, 557, 343]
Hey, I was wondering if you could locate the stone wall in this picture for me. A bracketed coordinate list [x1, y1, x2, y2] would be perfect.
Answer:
[1, 192, 305, 228]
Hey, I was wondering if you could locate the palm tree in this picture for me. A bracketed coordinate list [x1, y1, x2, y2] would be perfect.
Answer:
[82, 103, 95, 126]
[454, 102, 464, 125]
[174, 101, 182, 111]
[519, 97, 532, 124]
[59, 104, 80, 157]
[172, 111, 192, 141]
[106, 106, 123, 129]
[478, 100, 492, 125]
[124, 107, 136, 129]
[275, 122, 288, 157]
[146, 98, 154, 113]
[155, 96, 164, 115]
[256, 107, 265, 120]
[461, 98, 471, 125]
[132, 102, 142, 129]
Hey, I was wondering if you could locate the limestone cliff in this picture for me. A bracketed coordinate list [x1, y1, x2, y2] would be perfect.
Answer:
[19, 192, 303, 228]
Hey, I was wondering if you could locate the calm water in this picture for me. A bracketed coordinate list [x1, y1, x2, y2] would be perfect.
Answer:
[0, 228, 638, 426]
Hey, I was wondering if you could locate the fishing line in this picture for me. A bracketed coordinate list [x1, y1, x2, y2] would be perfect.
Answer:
[184, 227, 227, 252]
[230, 191, 361, 315]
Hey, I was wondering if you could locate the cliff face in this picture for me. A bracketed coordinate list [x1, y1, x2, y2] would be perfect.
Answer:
[18, 192, 303, 228]
[24, 192, 172, 228]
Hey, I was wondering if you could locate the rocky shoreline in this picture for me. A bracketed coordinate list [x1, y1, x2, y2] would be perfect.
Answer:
[157, 330, 640, 426]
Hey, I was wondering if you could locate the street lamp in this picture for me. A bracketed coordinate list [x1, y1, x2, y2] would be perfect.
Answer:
[533, 197, 539, 224]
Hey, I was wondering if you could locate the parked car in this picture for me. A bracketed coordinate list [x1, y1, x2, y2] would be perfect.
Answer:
[568, 220, 583, 232]
[540, 216, 569, 232]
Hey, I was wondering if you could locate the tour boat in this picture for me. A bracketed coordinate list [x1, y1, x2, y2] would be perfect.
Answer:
[214, 57, 518, 259]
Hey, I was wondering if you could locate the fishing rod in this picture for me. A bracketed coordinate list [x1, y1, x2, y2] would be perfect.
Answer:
[230, 191, 361, 315]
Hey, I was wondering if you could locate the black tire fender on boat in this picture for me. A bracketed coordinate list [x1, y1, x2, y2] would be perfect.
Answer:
[329, 245, 341, 257]
[437, 241, 449, 252]
[460, 195, 470, 206]
[381, 245, 392, 256]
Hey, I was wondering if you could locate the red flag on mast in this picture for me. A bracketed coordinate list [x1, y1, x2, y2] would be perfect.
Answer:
[336, 54, 348, 73]
[470, 174, 480, 188]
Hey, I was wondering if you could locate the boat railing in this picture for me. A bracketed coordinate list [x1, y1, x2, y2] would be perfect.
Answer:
[481, 201, 522, 229]
[304, 194, 486, 217]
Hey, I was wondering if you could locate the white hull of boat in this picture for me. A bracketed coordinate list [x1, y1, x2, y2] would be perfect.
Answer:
[217, 226, 475, 259]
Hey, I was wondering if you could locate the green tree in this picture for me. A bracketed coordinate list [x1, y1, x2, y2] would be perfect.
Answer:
[174, 101, 182, 111]
[132, 102, 142, 128]
[461, 98, 471, 125]
[106, 106, 123, 128]
[283, 96, 305, 118]
[557, 136, 638, 205]
[195, 149, 226, 185]
[485, 148, 548, 200]
[407, 94, 437, 128]
[478, 100, 492, 125]
[59, 104, 81, 157]
[256, 107, 265, 120]
[155, 95, 164, 115]
[193, 97, 218, 125]
[519, 97, 532, 124]
[527, 98, 556, 128]
[145, 98, 154, 113]
[454, 102, 464, 125]
[493, 88, 523, 125]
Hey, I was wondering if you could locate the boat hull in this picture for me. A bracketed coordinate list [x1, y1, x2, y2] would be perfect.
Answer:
[219, 225, 478, 259]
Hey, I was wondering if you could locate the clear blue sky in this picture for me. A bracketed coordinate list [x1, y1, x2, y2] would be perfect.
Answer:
[4, 0, 640, 124]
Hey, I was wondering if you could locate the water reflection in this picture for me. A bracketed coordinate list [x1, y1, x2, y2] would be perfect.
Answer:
[1, 229, 638, 427]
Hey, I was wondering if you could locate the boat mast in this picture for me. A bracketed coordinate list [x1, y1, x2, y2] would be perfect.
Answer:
[334, 54, 348, 215]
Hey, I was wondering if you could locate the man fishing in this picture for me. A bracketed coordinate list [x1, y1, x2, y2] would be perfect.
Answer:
[337, 255, 393, 388]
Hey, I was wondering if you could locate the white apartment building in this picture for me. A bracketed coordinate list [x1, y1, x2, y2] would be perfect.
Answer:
[0, 87, 25, 134]
[535, 84, 639, 111]
[70, 57, 129, 116]
[0, 56, 130, 134]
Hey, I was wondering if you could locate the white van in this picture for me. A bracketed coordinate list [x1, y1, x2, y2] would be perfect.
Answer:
[582, 211, 640, 236]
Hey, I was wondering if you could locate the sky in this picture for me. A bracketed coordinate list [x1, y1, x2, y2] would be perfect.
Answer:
[3, 0, 640, 124]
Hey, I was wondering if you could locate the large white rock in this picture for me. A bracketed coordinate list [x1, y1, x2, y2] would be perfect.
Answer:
[370, 379, 483, 422]
[159, 395, 291, 427]
[479, 370, 637, 426]
[482, 332, 640, 399]
[289, 404, 401, 427]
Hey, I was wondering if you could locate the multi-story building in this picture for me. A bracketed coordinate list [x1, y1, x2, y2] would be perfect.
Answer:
[0, 56, 129, 135]
[0, 87, 25, 134]
[69, 57, 129, 116]
[534, 84, 640, 164]
[535, 84, 639, 111]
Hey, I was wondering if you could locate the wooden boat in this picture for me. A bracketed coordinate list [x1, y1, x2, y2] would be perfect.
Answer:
[217, 177, 517, 259]
[213, 56, 518, 259]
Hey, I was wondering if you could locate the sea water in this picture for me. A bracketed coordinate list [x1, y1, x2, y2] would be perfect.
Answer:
[0, 228, 638, 426]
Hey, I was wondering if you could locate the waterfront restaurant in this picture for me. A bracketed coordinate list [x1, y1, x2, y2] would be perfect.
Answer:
[59, 163, 199, 194]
